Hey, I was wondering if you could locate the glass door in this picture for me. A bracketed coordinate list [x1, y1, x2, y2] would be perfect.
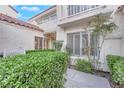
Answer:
[67, 34, 73, 54]
[82, 33, 88, 55]
[74, 33, 80, 56]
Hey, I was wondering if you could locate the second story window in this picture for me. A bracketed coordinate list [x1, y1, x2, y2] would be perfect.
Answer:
[36, 13, 57, 25]
[68, 5, 100, 16]
[50, 14, 57, 20]
[42, 16, 49, 23]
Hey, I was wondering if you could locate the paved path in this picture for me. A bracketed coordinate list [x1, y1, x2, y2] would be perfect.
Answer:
[64, 69, 111, 88]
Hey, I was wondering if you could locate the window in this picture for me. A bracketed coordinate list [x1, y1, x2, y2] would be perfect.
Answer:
[35, 18, 42, 24]
[68, 5, 74, 16]
[82, 34, 88, 55]
[50, 14, 57, 20]
[67, 32, 97, 56]
[42, 16, 49, 23]
[90, 33, 97, 56]
[36, 16, 49, 24]
[35, 36, 43, 49]
[36, 14, 56, 24]
[67, 34, 73, 54]
[74, 33, 80, 55]
[68, 5, 100, 16]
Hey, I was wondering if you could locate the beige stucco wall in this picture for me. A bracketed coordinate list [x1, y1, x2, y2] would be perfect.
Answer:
[29, 7, 57, 34]
[57, 24, 124, 72]
[29, 19, 57, 33]
[0, 21, 44, 51]
[39, 20, 57, 33]
[57, 5, 117, 25]
[29, 8, 57, 49]
[56, 5, 124, 72]
[0, 5, 18, 18]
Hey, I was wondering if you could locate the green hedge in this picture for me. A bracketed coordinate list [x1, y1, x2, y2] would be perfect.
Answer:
[107, 55, 124, 85]
[75, 59, 93, 73]
[0, 51, 68, 88]
[106, 55, 124, 72]
[53, 40, 63, 51]
[26, 49, 55, 54]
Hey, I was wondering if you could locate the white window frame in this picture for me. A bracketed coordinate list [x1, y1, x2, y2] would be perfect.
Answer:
[67, 30, 97, 57]
[50, 13, 57, 20]
[67, 31, 89, 56]
[68, 5, 103, 17]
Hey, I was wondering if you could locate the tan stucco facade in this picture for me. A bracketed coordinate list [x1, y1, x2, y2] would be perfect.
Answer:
[0, 5, 18, 18]
[55, 5, 124, 71]
[28, 5, 124, 71]
[0, 21, 44, 51]
[29, 6, 57, 49]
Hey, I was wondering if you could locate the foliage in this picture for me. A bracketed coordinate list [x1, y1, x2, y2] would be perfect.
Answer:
[75, 59, 93, 73]
[112, 61, 124, 85]
[106, 55, 124, 72]
[89, 13, 117, 69]
[53, 40, 63, 51]
[0, 51, 69, 88]
[26, 49, 55, 54]
[107, 55, 124, 85]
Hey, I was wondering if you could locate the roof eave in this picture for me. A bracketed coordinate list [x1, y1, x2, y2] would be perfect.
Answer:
[28, 5, 56, 21]
[8, 5, 18, 13]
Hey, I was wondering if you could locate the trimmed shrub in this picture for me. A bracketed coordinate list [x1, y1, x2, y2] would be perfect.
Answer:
[53, 40, 63, 51]
[0, 51, 68, 88]
[75, 59, 93, 73]
[106, 55, 124, 72]
[107, 55, 124, 85]
[112, 61, 124, 85]
[26, 49, 55, 54]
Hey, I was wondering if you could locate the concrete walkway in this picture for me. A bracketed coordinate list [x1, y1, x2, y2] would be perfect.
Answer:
[64, 69, 111, 88]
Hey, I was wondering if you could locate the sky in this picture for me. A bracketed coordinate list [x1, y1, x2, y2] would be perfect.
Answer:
[12, 5, 52, 21]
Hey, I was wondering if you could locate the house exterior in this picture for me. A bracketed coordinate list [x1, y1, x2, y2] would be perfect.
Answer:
[0, 6, 44, 55]
[0, 5, 18, 18]
[29, 5, 124, 72]
[29, 6, 57, 49]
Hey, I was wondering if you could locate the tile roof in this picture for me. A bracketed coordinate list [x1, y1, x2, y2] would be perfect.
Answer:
[0, 13, 44, 32]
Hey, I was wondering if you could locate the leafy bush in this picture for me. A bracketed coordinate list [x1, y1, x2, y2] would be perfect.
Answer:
[0, 51, 68, 88]
[112, 61, 124, 85]
[26, 49, 55, 54]
[53, 40, 63, 51]
[75, 59, 93, 73]
[106, 55, 124, 72]
[107, 55, 124, 85]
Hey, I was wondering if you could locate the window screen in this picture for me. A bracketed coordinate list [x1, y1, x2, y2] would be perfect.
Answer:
[74, 33, 80, 55]
[67, 34, 73, 54]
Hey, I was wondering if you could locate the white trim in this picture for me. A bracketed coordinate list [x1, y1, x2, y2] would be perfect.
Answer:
[80, 32, 82, 56]
[67, 30, 92, 56]
[60, 5, 105, 20]
[73, 34, 75, 55]
[65, 27, 94, 34]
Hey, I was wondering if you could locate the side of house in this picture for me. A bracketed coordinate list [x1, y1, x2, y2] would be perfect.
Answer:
[0, 20, 43, 51]
[0, 5, 18, 18]
[57, 5, 124, 71]
[28, 6, 57, 49]
[29, 5, 124, 72]
[0, 6, 44, 55]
